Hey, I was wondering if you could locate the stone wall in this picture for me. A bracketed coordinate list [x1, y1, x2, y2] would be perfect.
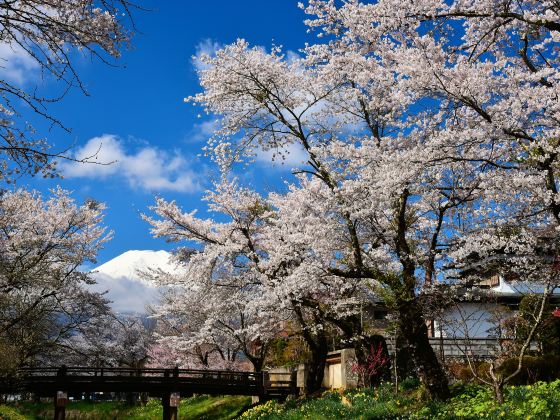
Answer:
[322, 348, 358, 390]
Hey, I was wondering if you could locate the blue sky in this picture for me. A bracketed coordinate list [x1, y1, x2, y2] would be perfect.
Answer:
[17, 1, 312, 265]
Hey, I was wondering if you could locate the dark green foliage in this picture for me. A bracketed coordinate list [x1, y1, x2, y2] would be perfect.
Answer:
[400, 377, 421, 391]
[239, 386, 410, 419]
[241, 380, 560, 419]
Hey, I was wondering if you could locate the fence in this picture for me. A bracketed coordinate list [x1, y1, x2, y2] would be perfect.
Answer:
[385, 337, 504, 360]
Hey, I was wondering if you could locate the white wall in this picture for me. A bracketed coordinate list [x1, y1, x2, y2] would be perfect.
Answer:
[433, 302, 512, 338]
[323, 363, 342, 388]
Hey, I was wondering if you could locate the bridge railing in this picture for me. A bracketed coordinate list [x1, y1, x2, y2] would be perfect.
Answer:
[17, 367, 259, 381]
[0, 367, 298, 420]
[1, 367, 297, 399]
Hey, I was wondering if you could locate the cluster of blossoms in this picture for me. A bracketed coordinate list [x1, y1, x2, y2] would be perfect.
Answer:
[147, 0, 560, 399]
[0, 189, 113, 367]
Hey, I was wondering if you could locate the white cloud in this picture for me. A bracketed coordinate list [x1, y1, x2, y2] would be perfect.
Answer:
[188, 119, 220, 143]
[91, 272, 159, 314]
[60, 134, 200, 193]
[192, 38, 221, 72]
[0, 43, 39, 85]
[61, 134, 124, 178]
[286, 50, 301, 65]
[256, 143, 308, 169]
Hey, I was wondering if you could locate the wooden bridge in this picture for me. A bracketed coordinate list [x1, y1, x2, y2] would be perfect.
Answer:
[0, 366, 298, 420]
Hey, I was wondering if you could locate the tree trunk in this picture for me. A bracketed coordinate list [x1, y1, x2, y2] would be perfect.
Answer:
[305, 337, 328, 393]
[125, 392, 136, 406]
[326, 314, 369, 366]
[247, 354, 264, 373]
[493, 382, 505, 404]
[292, 304, 329, 393]
[140, 392, 148, 406]
[396, 295, 450, 400]
[395, 331, 415, 381]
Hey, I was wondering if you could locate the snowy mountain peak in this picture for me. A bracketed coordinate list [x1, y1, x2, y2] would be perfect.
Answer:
[90, 250, 177, 314]
[94, 250, 175, 282]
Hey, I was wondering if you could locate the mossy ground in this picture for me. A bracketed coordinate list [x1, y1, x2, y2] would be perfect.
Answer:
[0, 395, 252, 420]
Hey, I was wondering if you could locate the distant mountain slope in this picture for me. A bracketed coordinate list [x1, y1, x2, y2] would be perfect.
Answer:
[91, 250, 175, 314]
[94, 250, 175, 285]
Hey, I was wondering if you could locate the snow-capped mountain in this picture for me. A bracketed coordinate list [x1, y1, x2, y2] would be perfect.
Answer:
[94, 250, 176, 285]
[90, 250, 176, 314]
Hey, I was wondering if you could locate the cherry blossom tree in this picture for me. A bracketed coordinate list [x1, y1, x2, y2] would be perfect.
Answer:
[65, 314, 154, 368]
[177, 0, 560, 401]
[0, 0, 135, 181]
[152, 282, 269, 371]
[0, 188, 112, 367]
[186, 35, 467, 399]
[149, 315, 252, 371]
[447, 231, 560, 403]
[144, 182, 288, 373]
[136, 0, 560, 401]
[144, 180, 370, 391]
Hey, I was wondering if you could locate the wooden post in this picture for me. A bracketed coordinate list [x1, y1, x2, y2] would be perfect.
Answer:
[162, 392, 170, 420]
[170, 393, 179, 420]
[162, 369, 170, 420]
[260, 371, 269, 400]
[53, 391, 67, 420]
[54, 366, 68, 420]
[161, 392, 179, 420]
[161, 368, 180, 420]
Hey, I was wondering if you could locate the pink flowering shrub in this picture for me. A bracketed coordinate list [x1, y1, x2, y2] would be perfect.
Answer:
[351, 344, 390, 387]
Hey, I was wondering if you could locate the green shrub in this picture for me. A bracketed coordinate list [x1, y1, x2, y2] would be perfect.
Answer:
[400, 377, 420, 391]
[496, 355, 560, 385]
[412, 380, 560, 419]
[450, 355, 560, 386]
[241, 384, 414, 419]
[241, 380, 560, 419]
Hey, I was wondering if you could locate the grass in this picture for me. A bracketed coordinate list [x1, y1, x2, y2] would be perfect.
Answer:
[0, 395, 253, 419]
[0, 405, 28, 420]
[240, 380, 560, 419]
[6, 380, 560, 419]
